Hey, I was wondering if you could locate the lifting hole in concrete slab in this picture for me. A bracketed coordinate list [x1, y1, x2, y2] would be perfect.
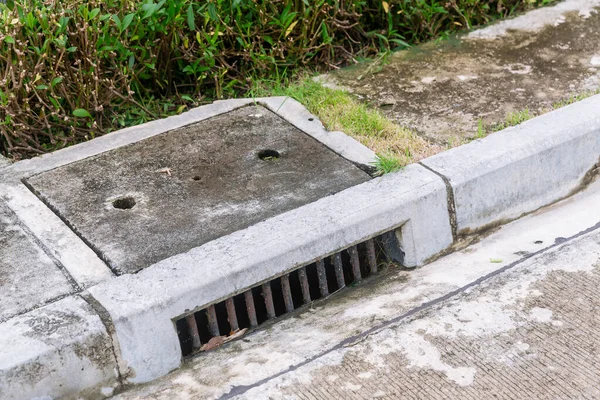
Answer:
[112, 196, 136, 210]
[258, 149, 281, 162]
[534, 240, 543, 244]
[192, 176, 202, 181]
[308, 118, 314, 121]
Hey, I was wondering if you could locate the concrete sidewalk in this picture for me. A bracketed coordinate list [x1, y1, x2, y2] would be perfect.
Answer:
[112, 179, 600, 399]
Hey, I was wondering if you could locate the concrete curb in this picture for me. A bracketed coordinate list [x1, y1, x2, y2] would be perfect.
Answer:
[1, 95, 599, 393]
[421, 94, 600, 235]
[88, 163, 453, 382]
[0, 154, 10, 169]
[0, 296, 119, 400]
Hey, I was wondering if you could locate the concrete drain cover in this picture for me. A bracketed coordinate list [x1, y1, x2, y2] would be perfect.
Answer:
[26, 105, 370, 274]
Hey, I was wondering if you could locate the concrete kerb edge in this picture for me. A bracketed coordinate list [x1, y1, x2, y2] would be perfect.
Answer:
[0, 295, 120, 400]
[87, 163, 453, 383]
[421, 94, 600, 235]
[0, 154, 10, 169]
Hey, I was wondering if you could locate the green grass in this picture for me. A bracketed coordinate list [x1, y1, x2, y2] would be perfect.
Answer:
[551, 89, 600, 109]
[371, 153, 404, 175]
[491, 108, 533, 132]
[248, 76, 440, 173]
[475, 89, 600, 139]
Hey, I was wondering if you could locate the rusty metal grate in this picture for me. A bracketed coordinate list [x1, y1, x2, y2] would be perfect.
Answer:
[175, 231, 403, 357]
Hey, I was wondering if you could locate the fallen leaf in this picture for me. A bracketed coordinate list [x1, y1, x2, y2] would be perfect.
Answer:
[200, 336, 225, 351]
[382, 1, 389, 13]
[224, 328, 248, 343]
[490, 258, 503, 263]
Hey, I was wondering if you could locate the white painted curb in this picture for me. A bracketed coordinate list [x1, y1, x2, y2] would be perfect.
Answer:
[88, 163, 453, 382]
[421, 94, 600, 235]
[0, 155, 9, 168]
[0, 296, 119, 399]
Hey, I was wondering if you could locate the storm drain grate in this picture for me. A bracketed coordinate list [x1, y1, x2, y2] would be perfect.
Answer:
[176, 231, 404, 357]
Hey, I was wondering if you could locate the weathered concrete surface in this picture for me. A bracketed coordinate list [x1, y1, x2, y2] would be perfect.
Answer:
[27, 105, 370, 274]
[246, 229, 600, 400]
[322, 0, 600, 144]
[89, 164, 452, 384]
[421, 94, 600, 234]
[0, 201, 75, 322]
[0, 154, 9, 168]
[0, 296, 119, 400]
[109, 177, 600, 399]
[213, 98, 378, 169]
[0, 184, 113, 289]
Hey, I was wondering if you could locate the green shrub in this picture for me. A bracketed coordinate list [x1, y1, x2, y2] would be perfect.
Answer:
[0, 0, 555, 159]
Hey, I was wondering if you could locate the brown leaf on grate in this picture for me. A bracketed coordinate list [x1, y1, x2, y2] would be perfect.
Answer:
[200, 336, 225, 352]
[225, 328, 248, 343]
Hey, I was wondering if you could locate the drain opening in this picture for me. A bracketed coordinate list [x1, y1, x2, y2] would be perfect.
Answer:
[112, 196, 136, 210]
[176, 231, 404, 357]
[258, 149, 280, 161]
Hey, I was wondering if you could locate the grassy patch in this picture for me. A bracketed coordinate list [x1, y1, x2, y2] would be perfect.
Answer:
[551, 90, 600, 109]
[249, 76, 441, 170]
[371, 153, 404, 175]
[475, 89, 600, 138]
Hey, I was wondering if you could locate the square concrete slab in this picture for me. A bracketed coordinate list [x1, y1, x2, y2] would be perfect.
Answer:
[27, 105, 370, 274]
[0, 202, 74, 322]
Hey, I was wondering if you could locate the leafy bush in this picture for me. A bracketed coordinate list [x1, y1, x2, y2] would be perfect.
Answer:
[0, 0, 554, 159]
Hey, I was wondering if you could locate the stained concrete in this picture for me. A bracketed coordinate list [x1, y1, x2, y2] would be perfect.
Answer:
[26, 105, 370, 274]
[321, 0, 600, 144]
[0, 296, 119, 400]
[110, 178, 600, 400]
[421, 94, 600, 234]
[0, 201, 74, 322]
[263, 233, 600, 400]
[87, 163, 452, 383]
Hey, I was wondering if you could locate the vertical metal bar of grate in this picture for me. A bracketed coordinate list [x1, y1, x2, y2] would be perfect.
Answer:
[244, 290, 258, 327]
[349, 245, 362, 282]
[316, 259, 329, 297]
[366, 238, 378, 274]
[262, 282, 276, 319]
[206, 305, 220, 337]
[297, 266, 311, 304]
[281, 274, 294, 313]
[186, 314, 201, 350]
[333, 252, 345, 289]
[225, 298, 239, 332]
